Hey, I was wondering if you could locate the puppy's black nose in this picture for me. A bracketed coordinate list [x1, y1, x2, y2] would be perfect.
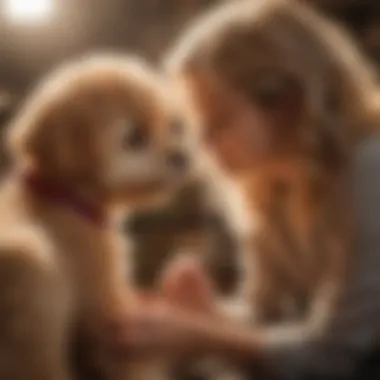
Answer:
[167, 151, 189, 171]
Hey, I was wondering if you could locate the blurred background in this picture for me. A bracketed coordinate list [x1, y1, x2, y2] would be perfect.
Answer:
[0, 0, 379, 292]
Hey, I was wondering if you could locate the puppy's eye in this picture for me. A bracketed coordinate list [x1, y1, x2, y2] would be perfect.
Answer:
[121, 120, 149, 150]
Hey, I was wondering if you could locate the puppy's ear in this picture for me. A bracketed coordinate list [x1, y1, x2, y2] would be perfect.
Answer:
[8, 96, 99, 178]
[7, 96, 56, 168]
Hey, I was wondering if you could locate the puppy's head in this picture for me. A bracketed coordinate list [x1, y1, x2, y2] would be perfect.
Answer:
[166, 0, 380, 182]
[8, 54, 189, 206]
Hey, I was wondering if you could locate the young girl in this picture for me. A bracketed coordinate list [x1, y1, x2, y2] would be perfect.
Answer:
[125, 0, 380, 379]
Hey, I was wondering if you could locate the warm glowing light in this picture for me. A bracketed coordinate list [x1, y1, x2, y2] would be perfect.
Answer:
[4, 0, 54, 24]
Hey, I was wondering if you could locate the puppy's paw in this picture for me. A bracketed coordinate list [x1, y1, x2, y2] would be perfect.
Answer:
[158, 254, 217, 314]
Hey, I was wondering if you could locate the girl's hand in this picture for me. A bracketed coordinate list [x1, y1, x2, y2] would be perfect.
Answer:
[109, 298, 214, 357]
[103, 254, 256, 359]
[105, 292, 261, 362]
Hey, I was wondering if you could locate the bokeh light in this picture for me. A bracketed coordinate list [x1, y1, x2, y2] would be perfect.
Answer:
[4, 0, 54, 25]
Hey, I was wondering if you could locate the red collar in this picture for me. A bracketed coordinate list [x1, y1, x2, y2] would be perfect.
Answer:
[20, 170, 108, 227]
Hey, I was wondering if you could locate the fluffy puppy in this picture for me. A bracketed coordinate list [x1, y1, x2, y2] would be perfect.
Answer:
[0, 54, 184, 380]
[165, 0, 380, 366]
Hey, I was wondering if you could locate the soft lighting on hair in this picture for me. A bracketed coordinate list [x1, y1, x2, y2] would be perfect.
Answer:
[4, 0, 54, 25]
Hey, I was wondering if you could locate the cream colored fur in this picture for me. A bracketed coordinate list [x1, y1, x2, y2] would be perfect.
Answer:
[0, 54, 177, 380]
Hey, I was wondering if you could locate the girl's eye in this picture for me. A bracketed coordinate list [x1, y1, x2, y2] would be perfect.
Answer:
[252, 77, 288, 108]
[121, 120, 149, 150]
[244, 71, 297, 109]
